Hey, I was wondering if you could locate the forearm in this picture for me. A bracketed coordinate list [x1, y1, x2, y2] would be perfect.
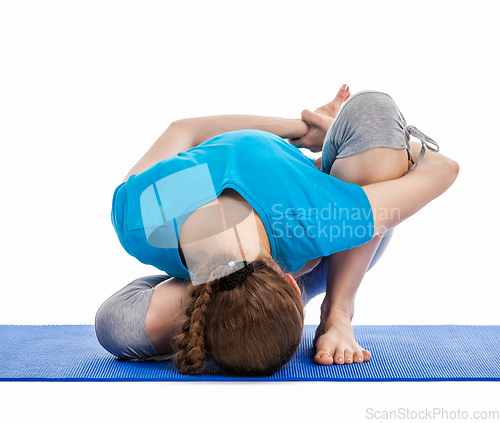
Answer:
[321, 235, 384, 321]
[175, 114, 310, 147]
[122, 114, 309, 183]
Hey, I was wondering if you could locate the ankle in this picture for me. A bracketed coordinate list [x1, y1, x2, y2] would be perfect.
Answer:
[320, 298, 353, 319]
[320, 305, 351, 324]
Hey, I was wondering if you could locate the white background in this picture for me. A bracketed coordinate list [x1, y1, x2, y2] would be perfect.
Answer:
[1, 0, 498, 421]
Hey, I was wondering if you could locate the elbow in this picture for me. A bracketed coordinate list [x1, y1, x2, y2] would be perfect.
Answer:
[448, 158, 460, 182]
[169, 119, 187, 130]
[441, 157, 460, 189]
[169, 118, 198, 131]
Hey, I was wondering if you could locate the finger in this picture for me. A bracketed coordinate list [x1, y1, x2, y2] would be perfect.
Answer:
[287, 137, 305, 148]
[287, 110, 316, 148]
[288, 138, 310, 150]
[301, 109, 322, 126]
[288, 113, 313, 147]
[302, 109, 335, 135]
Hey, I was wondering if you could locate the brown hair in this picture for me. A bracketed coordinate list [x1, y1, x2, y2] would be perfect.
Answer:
[173, 251, 305, 377]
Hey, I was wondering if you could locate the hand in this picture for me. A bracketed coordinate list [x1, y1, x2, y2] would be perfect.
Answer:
[288, 84, 351, 153]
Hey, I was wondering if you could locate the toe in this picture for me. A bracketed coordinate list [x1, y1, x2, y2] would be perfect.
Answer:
[328, 85, 350, 111]
[334, 349, 345, 365]
[314, 350, 334, 366]
[353, 351, 364, 363]
[344, 349, 353, 364]
[362, 349, 371, 362]
[314, 85, 351, 118]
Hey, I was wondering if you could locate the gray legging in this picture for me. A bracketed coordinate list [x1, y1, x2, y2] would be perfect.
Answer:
[95, 90, 439, 360]
[95, 275, 170, 360]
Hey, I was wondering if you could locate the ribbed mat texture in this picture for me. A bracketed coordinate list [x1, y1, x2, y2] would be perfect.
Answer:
[1, 325, 499, 381]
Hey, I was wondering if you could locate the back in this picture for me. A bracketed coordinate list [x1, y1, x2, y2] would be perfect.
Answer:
[111, 129, 374, 279]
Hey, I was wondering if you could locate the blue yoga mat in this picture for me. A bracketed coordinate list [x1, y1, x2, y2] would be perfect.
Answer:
[1, 324, 499, 381]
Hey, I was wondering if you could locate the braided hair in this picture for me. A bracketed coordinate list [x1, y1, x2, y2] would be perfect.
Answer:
[172, 250, 305, 377]
[173, 276, 216, 374]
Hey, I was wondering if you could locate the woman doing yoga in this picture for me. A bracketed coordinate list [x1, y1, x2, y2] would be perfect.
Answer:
[95, 85, 459, 377]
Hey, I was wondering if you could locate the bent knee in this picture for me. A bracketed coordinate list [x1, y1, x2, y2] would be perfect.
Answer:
[94, 292, 159, 360]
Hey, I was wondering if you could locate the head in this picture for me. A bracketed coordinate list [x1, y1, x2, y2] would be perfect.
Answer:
[173, 251, 305, 377]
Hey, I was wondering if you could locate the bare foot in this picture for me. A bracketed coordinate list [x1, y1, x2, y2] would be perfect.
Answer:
[313, 312, 371, 366]
[314, 84, 350, 118]
[288, 84, 351, 152]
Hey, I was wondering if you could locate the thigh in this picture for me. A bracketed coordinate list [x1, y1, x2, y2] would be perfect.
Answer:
[320, 91, 414, 183]
[330, 147, 409, 186]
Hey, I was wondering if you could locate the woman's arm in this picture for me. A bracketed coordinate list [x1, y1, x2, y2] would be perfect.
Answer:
[122, 115, 309, 183]
[362, 145, 460, 234]
[322, 142, 459, 318]
[313, 142, 459, 365]
[177, 114, 310, 146]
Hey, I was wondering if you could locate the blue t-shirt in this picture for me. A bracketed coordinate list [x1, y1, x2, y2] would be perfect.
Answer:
[112, 129, 374, 280]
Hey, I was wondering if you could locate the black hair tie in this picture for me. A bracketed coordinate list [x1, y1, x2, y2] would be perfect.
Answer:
[219, 261, 254, 291]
